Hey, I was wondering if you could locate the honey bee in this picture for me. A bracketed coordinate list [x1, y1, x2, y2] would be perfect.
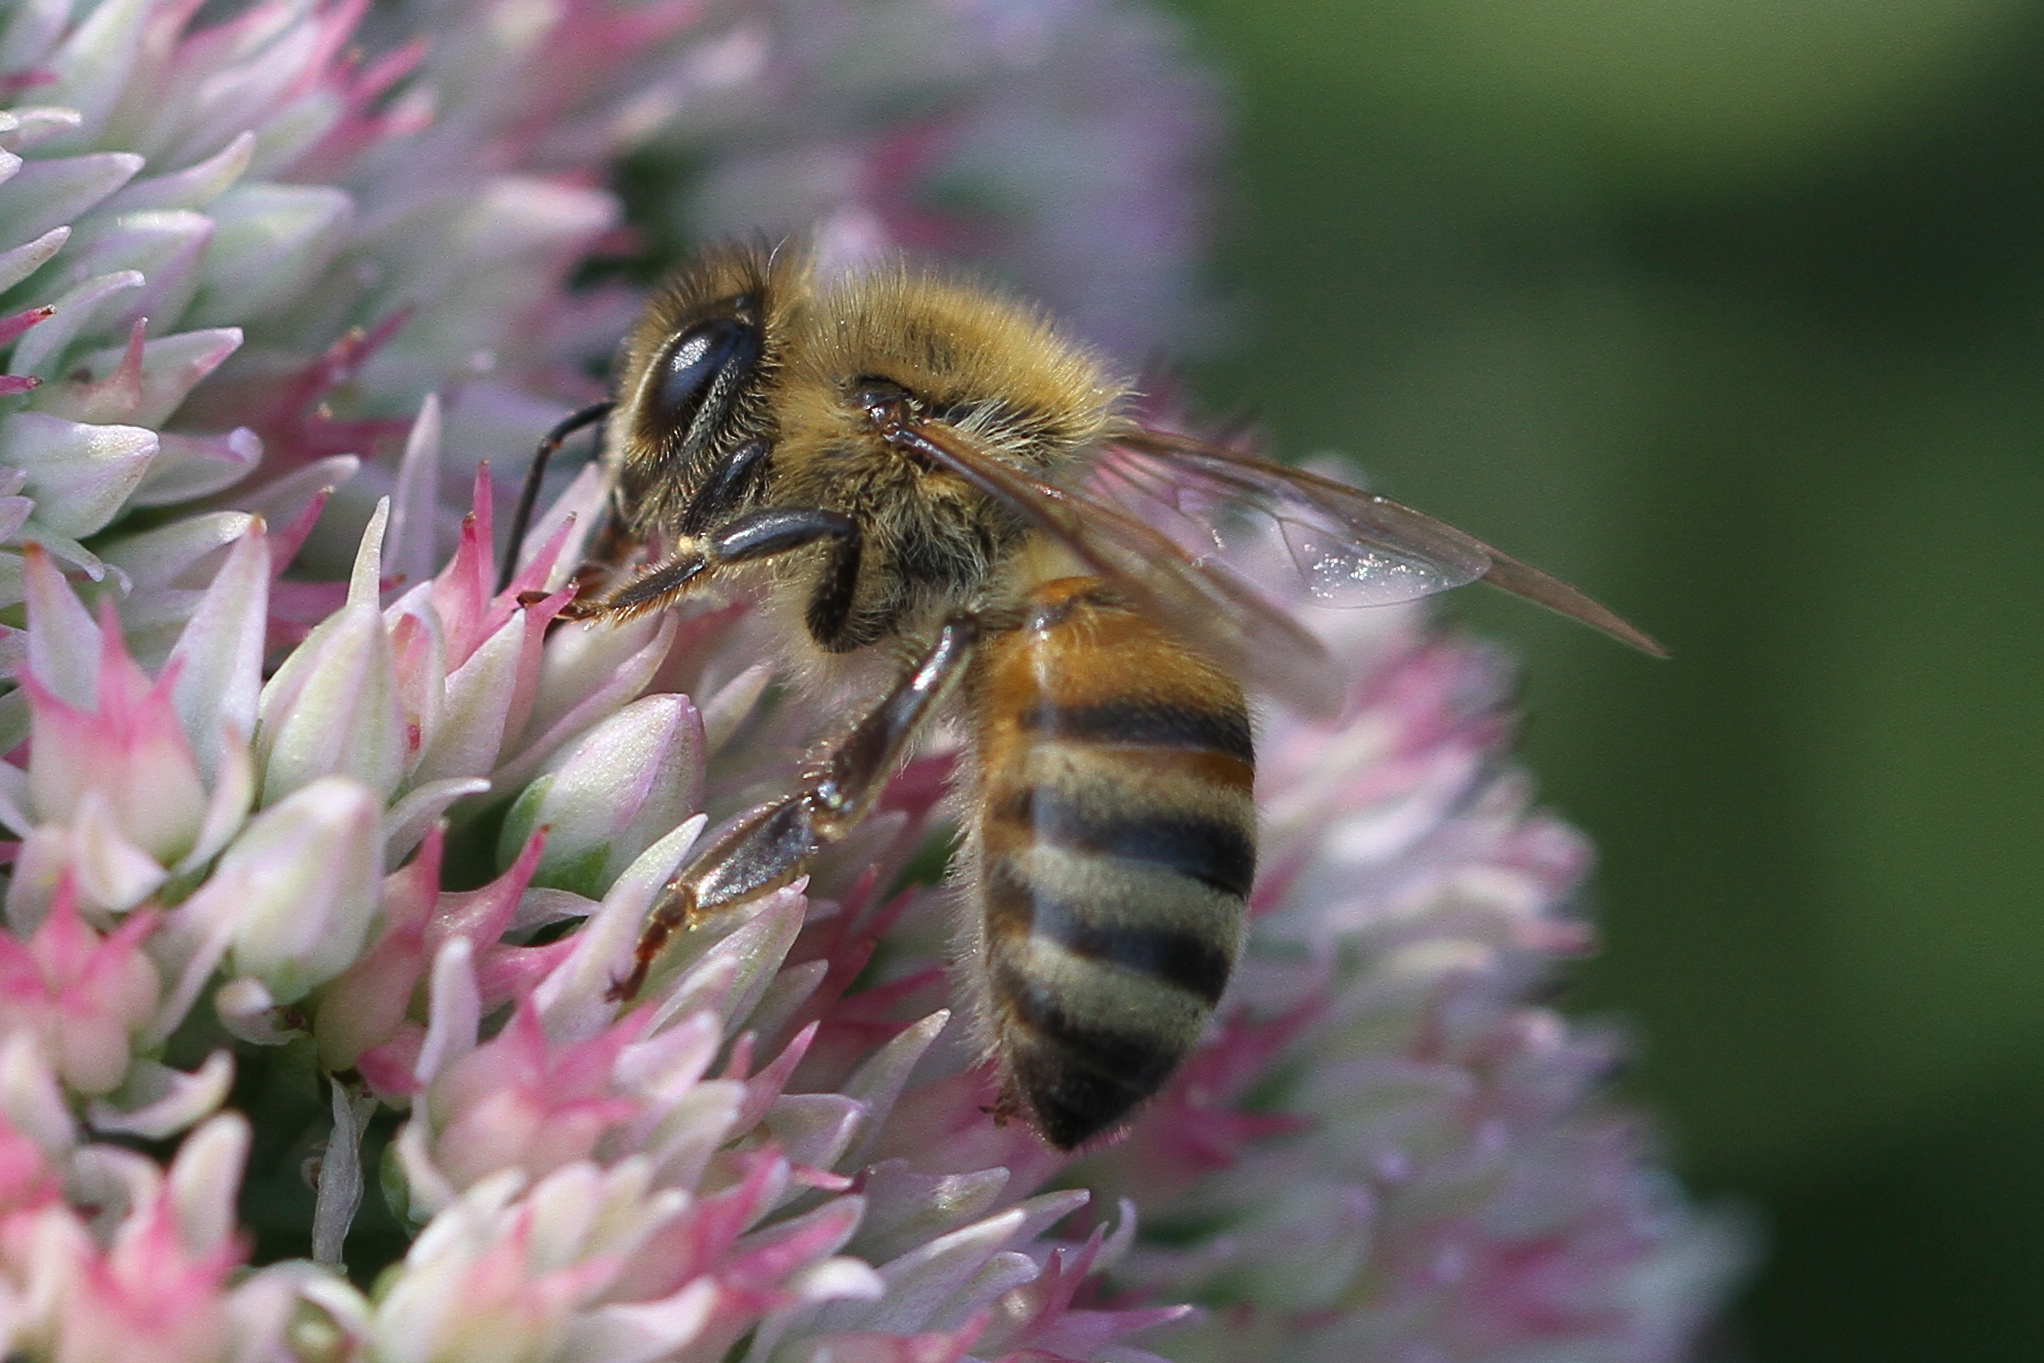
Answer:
[503, 242, 1662, 1150]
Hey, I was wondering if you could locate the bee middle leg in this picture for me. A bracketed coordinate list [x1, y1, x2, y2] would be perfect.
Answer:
[608, 612, 980, 1001]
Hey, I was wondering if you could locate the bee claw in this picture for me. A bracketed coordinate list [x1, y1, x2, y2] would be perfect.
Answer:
[986, 1090, 1024, 1128]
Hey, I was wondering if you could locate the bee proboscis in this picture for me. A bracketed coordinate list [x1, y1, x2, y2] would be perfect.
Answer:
[504, 242, 1663, 1150]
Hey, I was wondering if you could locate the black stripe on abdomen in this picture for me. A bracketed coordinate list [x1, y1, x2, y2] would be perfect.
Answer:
[1016, 698, 1254, 764]
[1005, 1039, 1156, 1150]
[988, 955, 1187, 1090]
[1001, 786, 1255, 899]
[985, 861, 1234, 1004]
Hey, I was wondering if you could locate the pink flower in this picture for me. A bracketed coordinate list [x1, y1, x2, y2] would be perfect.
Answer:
[167, 774, 382, 1008]
[316, 824, 565, 1079]
[415, 997, 656, 1192]
[20, 600, 205, 865]
[0, 876, 157, 1096]
[51, 1185, 241, 1363]
[0, 530, 265, 919]
[5, 1116, 252, 1363]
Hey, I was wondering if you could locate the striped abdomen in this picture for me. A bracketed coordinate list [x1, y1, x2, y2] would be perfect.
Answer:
[967, 576, 1254, 1149]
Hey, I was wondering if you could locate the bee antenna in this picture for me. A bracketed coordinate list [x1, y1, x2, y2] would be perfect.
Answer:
[498, 399, 616, 596]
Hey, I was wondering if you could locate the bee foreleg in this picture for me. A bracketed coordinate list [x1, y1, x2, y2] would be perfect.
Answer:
[583, 549, 713, 618]
[581, 506, 858, 621]
[710, 507, 857, 568]
[677, 437, 772, 536]
[609, 613, 979, 1001]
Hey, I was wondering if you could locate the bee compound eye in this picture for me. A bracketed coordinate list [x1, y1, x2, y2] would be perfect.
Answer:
[653, 316, 762, 432]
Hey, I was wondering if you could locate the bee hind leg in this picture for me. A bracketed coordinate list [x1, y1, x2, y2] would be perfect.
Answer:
[609, 612, 981, 1001]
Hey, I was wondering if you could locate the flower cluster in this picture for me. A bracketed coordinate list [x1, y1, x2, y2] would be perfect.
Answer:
[0, 0, 1739, 1360]
[1095, 617, 1744, 1360]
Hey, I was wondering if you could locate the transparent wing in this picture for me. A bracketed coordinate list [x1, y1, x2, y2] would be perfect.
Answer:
[1101, 429, 1667, 657]
[883, 420, 1353, 716]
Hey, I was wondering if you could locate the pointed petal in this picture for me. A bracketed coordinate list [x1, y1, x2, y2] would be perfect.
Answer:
[410, 610, 523, 786]
[20, 543, 100, 707]
[256, 602, 404, 805]
[130, 426, 261, 506]
[174, 725, 254, 874]
[164, 522, 269, 778]
[87, 1052, 235, 1139]
[165, 1109, 251, 1253]
[0, 226, 69, 294]
[837, 1011, 951, 1171]
[34, 0, 153, 146]
[38, 325, 242, 428]
[187, 776, 384, 1002]
[531, 815, 704, 1041]
[383, 777, 490, 865]
[6, 267, 143, 377]
[493, 613, 676, 792]
[186, 183, 354, 326]
[2, 411, 157, 537]
[101, 130, 254, 214]
[0, 151, 143, 243]
[386, 394, 443, 595]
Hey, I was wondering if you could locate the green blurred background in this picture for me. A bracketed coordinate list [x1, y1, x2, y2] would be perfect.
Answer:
[1160, 1, 2044, 1358]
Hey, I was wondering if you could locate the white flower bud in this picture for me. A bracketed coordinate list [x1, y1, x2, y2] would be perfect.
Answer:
[256, 602, 405, 806]
[499, 694, 706, 897]
[182, 776, 383, 1004]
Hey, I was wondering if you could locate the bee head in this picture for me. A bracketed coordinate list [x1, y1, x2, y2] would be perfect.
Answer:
[610, 243, 803, 527]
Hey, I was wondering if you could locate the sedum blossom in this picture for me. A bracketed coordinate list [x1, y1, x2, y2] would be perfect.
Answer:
[0, 874, 157, 1095]
[0, 0, 1741, 1361]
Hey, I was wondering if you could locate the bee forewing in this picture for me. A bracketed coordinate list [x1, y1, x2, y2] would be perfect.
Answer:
[1104, 432, 1667, 657]
[1277, 518, 1486, 606]
[891, 418, 1351, 717]
[1478, 549, 1670, 657]
[1092, 530, 1350, 717]
[1099, 438, 1489, 606]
